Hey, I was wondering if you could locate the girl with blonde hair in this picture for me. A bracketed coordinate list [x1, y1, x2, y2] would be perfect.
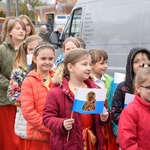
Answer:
[0, 17, 26, 150]
[118, 67, 150, 149]
[54, 37, 80, 69]
[7, 35, 43, 150]
[43, 49, 110, 150]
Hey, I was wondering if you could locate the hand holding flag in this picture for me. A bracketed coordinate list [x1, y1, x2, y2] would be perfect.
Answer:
[63, 118, 74, 131]
[100, 111, 109, 122]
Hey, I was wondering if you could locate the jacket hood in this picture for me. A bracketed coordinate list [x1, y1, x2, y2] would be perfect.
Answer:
[125, 47, 150, 93]
[26, 70, 54, 81]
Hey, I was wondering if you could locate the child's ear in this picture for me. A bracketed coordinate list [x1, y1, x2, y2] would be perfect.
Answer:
[67, 63, 73, 73]
[135, 84, 141, 94]
[32, 55, 36, 63]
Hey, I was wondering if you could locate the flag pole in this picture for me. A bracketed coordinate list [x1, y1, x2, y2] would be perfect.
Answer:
[66, 111, 73, 141]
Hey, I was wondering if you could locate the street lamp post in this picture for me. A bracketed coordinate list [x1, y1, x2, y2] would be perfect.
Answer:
[15, 0, 19, 16]
[6, 0, 11, 16]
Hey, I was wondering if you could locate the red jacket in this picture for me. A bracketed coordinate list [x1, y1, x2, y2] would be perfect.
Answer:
[21, 70, 54, 141]
[118, 94, 150, 150]
[43, 77, 106, 150]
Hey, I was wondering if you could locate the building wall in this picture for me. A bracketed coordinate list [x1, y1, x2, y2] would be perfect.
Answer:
[34, 0, 77, 25]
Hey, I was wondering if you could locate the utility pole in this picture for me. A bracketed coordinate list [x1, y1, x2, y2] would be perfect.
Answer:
[15, 0, 19, 17]
[7, 0, 11, 16]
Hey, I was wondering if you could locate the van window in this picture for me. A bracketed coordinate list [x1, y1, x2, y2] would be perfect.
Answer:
[70, 9, 82, 37]
[62, 8, 82, 40]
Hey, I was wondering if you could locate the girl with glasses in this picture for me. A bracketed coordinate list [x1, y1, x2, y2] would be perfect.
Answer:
[118, 66, 150, 149]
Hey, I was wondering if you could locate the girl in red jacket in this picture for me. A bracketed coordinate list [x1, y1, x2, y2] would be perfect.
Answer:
[118, 66, 150, 149]
[43, 49, 110, 150]
[20, 42, 55, 150]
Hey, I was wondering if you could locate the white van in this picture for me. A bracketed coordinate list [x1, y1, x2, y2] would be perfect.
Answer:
[50, 0, 150, 75]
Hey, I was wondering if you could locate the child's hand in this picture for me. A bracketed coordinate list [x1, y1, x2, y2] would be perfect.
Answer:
[63, 118, 74, 131]
[100, 112, 109, 122]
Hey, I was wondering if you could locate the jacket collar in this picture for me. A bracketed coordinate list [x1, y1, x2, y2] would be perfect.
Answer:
[135, 94, 150, 112]
[53, 77, 100, 101]
[27, 70, 54, 81]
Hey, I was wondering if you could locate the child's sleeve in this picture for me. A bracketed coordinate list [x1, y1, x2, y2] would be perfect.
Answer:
[0, 48, 9, 90]
[7, 68, 26, 104]
[118, 108, 138, 149]
[111, 83, 125, 125]
[43, 90, 66, 134]
[107, 78, 114, 111]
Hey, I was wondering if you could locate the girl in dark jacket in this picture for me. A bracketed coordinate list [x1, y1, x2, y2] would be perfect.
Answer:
[111, 47, 150, 137]
[43, 49, 110, 150]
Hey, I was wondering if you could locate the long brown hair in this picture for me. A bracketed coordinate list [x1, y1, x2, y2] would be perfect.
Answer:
[7, 18, 26, 46]
[1, 16, 16, 42]
[18, 15, 36, 36]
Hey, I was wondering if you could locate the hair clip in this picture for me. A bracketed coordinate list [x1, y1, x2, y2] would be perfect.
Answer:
[34, 43, 55, 54]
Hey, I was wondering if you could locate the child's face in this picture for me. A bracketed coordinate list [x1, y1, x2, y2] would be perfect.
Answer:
[27, 40, 40, 54]
[63, 41, 77, 54]
[9, 22, 26, 41]
[91, 58, 108, 78]
[22, 18, 31, 36]
[69, 55, 91, 81]
[33, 48, 55, 74]
[133, 52, 149, 75]
[136, 78, 150, 102]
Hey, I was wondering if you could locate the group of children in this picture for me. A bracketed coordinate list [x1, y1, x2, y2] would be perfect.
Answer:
[0, 15, 150, 150]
